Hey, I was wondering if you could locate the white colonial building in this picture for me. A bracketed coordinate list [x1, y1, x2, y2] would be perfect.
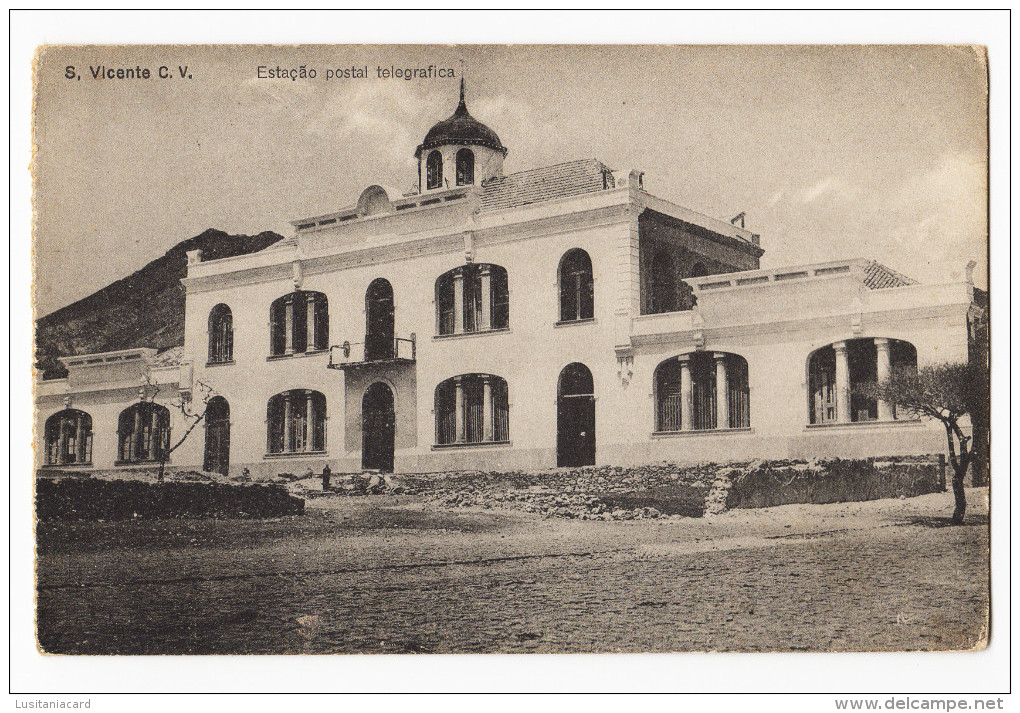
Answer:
[36, 83, 983, 478]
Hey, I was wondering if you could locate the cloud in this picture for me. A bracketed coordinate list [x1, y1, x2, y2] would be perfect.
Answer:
[800, 177, 841, 203]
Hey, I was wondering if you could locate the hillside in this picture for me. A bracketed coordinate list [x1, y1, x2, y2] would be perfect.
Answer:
[36, 229, 285, 379]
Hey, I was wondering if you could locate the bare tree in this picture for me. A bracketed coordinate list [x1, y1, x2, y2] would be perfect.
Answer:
[141, 372, 217, 482]
[860, 361, 988, 524]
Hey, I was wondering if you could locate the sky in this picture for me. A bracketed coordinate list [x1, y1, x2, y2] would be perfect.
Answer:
[33, 44, 988, 315]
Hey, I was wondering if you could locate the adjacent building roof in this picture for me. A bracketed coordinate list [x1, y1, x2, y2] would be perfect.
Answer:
[863, 261, 917, 290]
[480, 159, 614, 212]
[150, 346, 185, 367]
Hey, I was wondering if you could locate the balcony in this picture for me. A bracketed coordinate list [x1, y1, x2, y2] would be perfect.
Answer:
[327, 335, 416, 371]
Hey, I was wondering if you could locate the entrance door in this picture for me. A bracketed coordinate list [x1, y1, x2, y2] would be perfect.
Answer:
[365, 278, 395, 361]
[203, 396, 230, 475]
[362, 382, 395, 472]
[557, 363, 596, 467]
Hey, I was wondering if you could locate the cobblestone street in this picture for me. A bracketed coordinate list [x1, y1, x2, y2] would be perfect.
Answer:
[36, 490, 989, 654]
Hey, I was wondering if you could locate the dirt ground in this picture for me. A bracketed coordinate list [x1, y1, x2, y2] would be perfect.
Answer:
[35, 488, 989, 654]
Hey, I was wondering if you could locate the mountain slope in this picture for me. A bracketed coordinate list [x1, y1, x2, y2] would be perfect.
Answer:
[36, 229, 285, 379]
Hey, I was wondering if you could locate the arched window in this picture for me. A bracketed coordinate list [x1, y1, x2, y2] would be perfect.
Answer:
[435, 374, 509, 445]
[426, 150, 443, 190]
[44, 409, 93, 466]
[808, 338, 917, 424]
[365, 278, 395, 361]
[208, 304, 233, 364]
[655, 352, 750, 432]
[117, 402, 170, 463]
[559, 249, 595, 322]
[456, 148, 474, 186]
[435, 264, 509, 336]
[269, 291, 328, 356]
[267, 390, 327, 454]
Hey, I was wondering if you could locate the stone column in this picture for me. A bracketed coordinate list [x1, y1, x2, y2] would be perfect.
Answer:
[306, 295, 317, 351]
[679, 355, 693, 431]
[305, 390, 315, 451]
[57, 418, 69, 465]
[151, 407, 161, 460]
[833, 341, 851, 424]
[284, 296, 295, 354]
[454, 376, 466, 443]
[875, 338, 892, 421]
[283, 393, 293, 452]
[133, 407, 143, 461]
[482, 376, 493, 441]
[453, 270, 464, 334]
[75, 413, 86, 463]
[479, 265, 492, 331]
[714, 353, 730, 430]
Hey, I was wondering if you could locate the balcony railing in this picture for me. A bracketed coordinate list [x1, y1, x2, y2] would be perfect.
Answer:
[327, 335, 416, 370]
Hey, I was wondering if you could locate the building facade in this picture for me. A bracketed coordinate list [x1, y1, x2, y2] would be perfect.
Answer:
[36, 85, 983, 478]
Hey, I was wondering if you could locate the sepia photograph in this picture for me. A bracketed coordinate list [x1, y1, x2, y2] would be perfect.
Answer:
[14, 11, 1007, 702]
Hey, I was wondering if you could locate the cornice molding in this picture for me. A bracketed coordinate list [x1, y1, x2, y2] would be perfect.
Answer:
[630, 301, 971, 348]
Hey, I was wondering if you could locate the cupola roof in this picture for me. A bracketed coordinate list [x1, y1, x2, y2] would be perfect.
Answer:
[415, 80, 507, 158]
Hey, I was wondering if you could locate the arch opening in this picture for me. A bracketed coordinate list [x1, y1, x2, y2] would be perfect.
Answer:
[435, 374, 509, 445]
[456, 148, 474, 186]
[557, 363, 596, 467]
[426, 150, 443, 190]
[44, 409, 93, 466]
[203, 396, 230, 475]
[365, 278, 395, 361]
[267, 390, 327, 454]
[808, 338, 918, 424]
[117, 402, 170, 463]
[270, 291, 328, 356]
[559, 249, 595, 322]
[208, 304, 233, 364]
[435, 264, 509, 335]
[655, 352, 750, 432]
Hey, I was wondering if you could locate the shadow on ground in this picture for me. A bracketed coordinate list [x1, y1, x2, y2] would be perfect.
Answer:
[896, 514, 990, 529]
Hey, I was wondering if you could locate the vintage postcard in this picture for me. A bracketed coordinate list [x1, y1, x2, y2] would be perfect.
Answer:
[31, 44, 989, 660]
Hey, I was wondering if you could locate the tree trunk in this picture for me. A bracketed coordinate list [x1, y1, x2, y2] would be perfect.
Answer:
[951, 468, 967, 525]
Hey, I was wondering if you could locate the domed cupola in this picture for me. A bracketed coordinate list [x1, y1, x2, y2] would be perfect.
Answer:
[416, 80, 507, 193]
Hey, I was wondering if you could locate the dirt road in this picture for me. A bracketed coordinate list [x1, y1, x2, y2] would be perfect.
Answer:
[35, 489, 989, 654]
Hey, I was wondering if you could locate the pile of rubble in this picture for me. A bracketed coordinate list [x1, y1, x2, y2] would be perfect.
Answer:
[264, 454, 944, 520]
[397, 463, 752, 520]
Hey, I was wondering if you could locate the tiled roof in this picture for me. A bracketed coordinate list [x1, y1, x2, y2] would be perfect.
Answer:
[151, 346, 184, 367]
[480, 159, 613, 212]
[863, 261, 917, 290]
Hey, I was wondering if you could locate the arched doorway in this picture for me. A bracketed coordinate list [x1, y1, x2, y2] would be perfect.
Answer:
[557, 363, 596, 467]
[204, 396, 230, 475]
[362, 382, 395, 472]
[365, 278, 395, 361]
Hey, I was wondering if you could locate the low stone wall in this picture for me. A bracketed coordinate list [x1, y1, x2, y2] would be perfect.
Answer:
[724, 456, 945, 511]
[359, 455, 945, 520]
[36, 477, 305, 521]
